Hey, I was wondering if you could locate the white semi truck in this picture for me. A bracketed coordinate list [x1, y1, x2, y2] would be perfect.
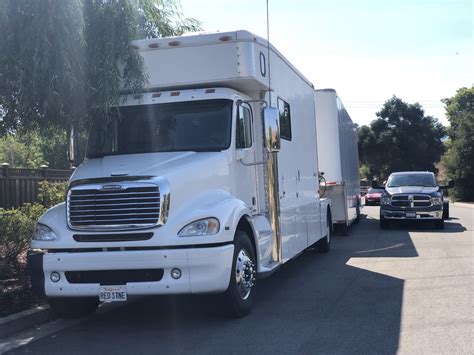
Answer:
[28, 30, 332, 318]
[315, 89, 361, 235]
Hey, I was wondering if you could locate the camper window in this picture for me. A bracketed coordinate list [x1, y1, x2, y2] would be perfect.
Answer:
[278, 98, 292, 141]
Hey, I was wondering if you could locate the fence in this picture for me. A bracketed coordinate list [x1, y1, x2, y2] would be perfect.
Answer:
[0, 164, 73, 209]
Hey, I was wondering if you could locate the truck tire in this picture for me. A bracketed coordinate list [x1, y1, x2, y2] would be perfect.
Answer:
[316, 214, 331, 253]
[443, 202, 449, 220]
[223, 230, 256, 318]
[380, 216, 389, 229]
[48, 297, 99, 319]
[435, 219, 445, 230]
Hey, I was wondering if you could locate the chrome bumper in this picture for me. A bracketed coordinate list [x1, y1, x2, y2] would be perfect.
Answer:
[381, 210, 443, 220]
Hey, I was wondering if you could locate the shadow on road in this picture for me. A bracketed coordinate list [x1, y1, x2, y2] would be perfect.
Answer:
[10, 213, 421, 355]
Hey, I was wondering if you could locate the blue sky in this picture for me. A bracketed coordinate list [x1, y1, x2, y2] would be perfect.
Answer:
[180, 0, 472, 126]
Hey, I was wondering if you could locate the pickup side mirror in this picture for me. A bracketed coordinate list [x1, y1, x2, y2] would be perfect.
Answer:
[263, 107, 280, 152]
[440, 180, 455, 189]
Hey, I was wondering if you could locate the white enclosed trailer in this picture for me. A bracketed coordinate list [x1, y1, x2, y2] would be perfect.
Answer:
[315, 89, 360, 234]
[29, 30, 332, 318]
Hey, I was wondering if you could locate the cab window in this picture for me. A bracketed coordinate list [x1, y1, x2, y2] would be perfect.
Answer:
[236, 104, 253, 149]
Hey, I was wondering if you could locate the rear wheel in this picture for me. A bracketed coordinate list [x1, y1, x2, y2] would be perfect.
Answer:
[354, 205, 361, 224]
[316, 213, 331, 253]
[222, 230, 256, 318]
[48, 297, 99, 319]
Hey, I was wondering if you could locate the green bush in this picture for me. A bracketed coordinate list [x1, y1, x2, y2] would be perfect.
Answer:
[0, 204, 46, 265]
[37, 180, 68, 208]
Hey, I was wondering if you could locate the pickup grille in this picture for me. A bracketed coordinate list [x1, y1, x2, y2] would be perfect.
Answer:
[390, 194, 432, 208]
[68, 183, 160, 230]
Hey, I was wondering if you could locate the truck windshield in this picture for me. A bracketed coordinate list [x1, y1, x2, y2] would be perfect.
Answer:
[386, 174, 436, 187]
[87, 99, 233, 158]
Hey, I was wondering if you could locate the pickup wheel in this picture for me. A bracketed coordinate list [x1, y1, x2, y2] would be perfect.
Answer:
[435, 219, 445, 230]
[380, 216, 389, 229]
[443, 202, 450, 220]
[48, 297, 99, 319]
[223, 230, 256, 318]
[316, 213, 331, 253]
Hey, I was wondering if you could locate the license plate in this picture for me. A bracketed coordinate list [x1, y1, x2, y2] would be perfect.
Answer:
[99, 285, 127, 302]
[406, 212, 416, 218]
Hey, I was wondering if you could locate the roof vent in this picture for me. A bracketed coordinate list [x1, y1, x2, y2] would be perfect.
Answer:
[168, 41, 181, 47]
[148, 43, 160, 49]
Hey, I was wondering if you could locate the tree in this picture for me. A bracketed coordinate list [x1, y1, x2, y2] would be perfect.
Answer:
[442, 87, 474, 201]
[358, 96, 446, 182]
[0, 0, 201, 134]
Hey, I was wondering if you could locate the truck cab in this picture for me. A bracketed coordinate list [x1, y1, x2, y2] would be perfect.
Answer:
[28, 30, 332, 318]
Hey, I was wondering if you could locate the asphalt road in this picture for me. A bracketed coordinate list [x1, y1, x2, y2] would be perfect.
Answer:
[6, 204, 474, 355]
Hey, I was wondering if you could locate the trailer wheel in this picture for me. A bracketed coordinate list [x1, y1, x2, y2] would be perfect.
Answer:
[223, 230, 256, 318]
[316, 213, 331, 253]
[48, 297, 99, 319]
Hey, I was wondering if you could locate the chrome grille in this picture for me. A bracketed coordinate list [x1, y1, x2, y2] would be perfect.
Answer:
[68, 183, 160, 230]
[390, 194, 432, 208]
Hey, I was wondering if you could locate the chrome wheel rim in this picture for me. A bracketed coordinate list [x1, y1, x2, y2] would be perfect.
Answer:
[235, 249, 255, 300]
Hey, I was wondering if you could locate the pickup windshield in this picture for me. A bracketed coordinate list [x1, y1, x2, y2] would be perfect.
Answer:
[386, 173, 436, 187]
[87, 99, 233, 158]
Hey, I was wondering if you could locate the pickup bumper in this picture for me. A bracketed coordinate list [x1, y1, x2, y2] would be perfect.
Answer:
[28, 244, 234, 298]
[380, 207, 443, 220]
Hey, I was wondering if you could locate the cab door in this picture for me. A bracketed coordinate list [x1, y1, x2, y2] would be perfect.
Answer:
[232, 103, 258, 214]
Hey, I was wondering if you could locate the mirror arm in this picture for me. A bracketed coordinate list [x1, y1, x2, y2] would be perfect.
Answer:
[239, 151, 268, 166]
[237, 99, 268, 107]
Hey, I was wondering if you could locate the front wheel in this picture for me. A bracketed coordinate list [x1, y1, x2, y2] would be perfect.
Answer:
[222, 231, 256, 318]
[380, 216, 389, 229]
[48, 297, 99, 319]
[435, 219, 445, 230]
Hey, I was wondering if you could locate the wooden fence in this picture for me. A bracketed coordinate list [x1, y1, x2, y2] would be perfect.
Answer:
[0, 164, 73, 209]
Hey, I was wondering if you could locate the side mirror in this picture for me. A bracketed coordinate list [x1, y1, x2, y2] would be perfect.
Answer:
[263, 107, 280, 152]
[440, 180, 455, 189]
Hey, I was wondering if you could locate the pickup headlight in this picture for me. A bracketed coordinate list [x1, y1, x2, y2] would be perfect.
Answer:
[381, 196, 391, 205]
[178, 218, 220, 237]
[32, 223, 57, 241]
[431, 197, 443, 205]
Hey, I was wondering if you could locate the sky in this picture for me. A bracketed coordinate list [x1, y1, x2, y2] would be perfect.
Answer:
[179, 0, 473, 126]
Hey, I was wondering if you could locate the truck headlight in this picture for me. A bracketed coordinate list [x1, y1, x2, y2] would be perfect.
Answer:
[431, 197, 443, 205]
[178, 218, 220, 237]
[32, 223, 57, 241]
[381, 196, 391, 205]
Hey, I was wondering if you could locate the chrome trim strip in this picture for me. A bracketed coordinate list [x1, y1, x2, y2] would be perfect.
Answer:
[157, 177, 170, 225]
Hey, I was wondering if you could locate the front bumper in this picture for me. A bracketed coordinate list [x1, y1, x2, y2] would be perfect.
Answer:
[29, 244, 234, 298]
[380, 209, 443, 220]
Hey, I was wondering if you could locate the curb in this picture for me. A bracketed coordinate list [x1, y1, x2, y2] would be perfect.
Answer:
[451, 202, 474, 209]
[0, 304, 54, 339]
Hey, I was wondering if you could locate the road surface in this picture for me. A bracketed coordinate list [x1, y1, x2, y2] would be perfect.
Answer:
[5, 204, 473, 354]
